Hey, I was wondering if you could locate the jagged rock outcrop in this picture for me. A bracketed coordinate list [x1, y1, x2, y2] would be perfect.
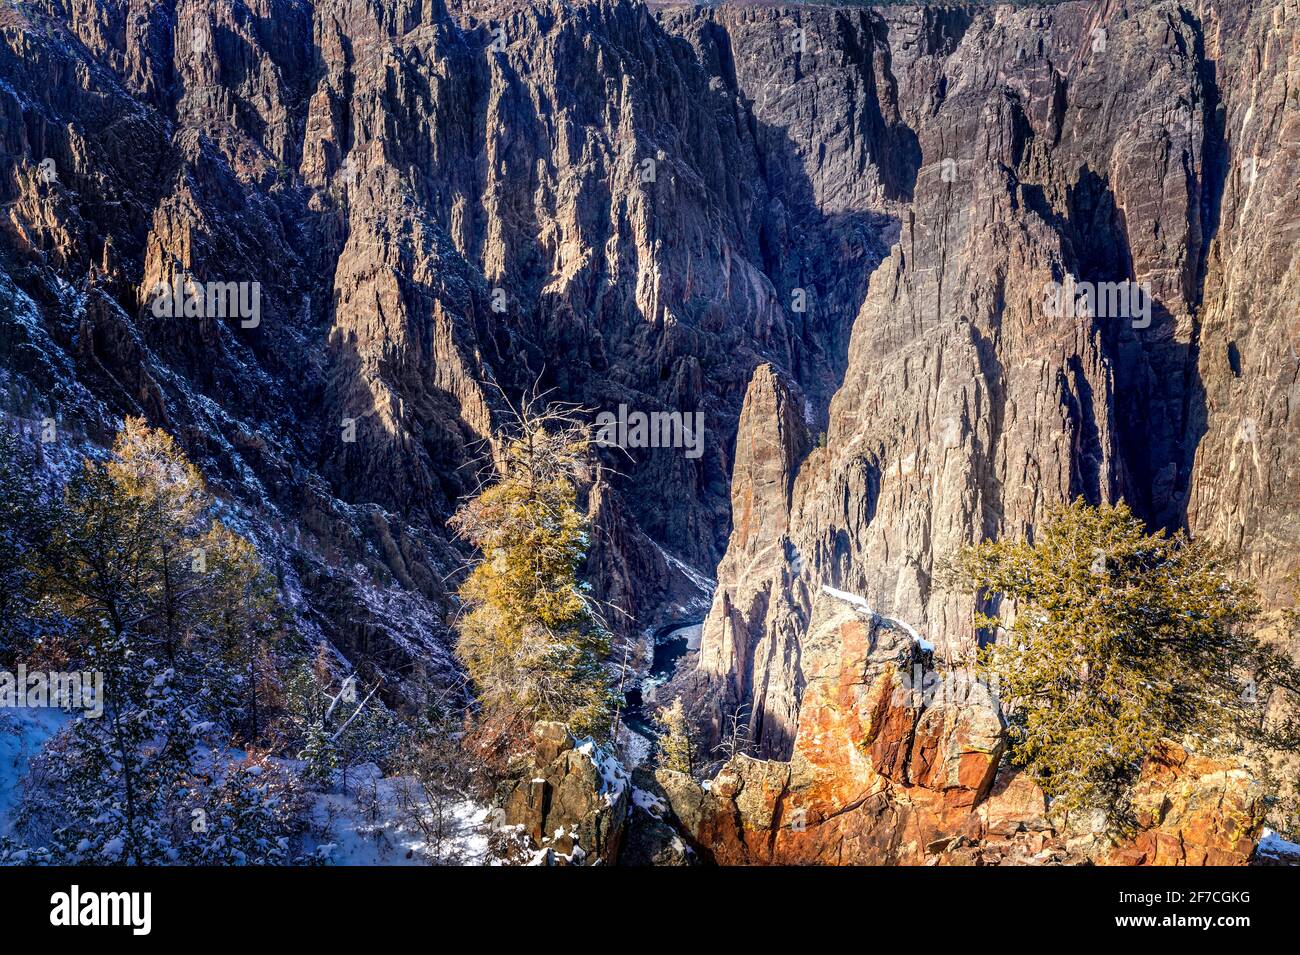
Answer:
[496, 721, 630, 865]
[618, 767, 699, 865]
[660, 592, 1264, 865]
[691, 0, 1300, 760]
[1, 0, 1295, 865]
[689, 363, 811, 757]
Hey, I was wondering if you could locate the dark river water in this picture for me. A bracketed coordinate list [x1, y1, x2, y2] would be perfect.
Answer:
[621, 620, 701, 740]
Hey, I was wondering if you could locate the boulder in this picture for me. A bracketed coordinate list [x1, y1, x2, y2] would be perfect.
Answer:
[497, 724, 630, 865]
[530, 720, 575, 766]
[907, 679, 1004, 809]
[979, 766, 1052, 837]
[1102, 743, 1265, 866]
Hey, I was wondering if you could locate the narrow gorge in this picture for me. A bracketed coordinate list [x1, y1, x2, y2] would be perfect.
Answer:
[1, 0, 1297, 870]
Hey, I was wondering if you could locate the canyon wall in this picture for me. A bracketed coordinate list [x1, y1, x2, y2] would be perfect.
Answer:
[1, 0, 1296, 805]
[0, 0, 904, 683]
[687, 0, 1300, 758]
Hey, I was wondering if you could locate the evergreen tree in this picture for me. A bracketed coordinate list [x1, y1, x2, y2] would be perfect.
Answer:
[203, 522, 285, 744]
[105, 418, 210, 665]
[20, 653, 200, 863]
[282, 642, 393, 789]
[176, 751, 308, 865]
[16, 419, 300, 862]
[949, 499, 1287, 834]
[298, 719, 339, 787]
[33, 455, 169, 861]
[0, 425, 51, 657]
[449, 395, 616, 742]
[654, 697, 694, 774]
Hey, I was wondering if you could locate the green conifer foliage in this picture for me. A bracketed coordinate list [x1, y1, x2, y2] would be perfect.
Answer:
[951, 499, 1274, 833]
[654, 697, 694, 774]
[449, 398, 615, 742]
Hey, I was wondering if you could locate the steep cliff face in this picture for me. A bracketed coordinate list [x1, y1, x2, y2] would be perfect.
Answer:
[0, 0, 759, 689]
[1, 0, 503, 698]
[691, 0, 1300, 759]
[1, 0, 1296, 862]
[1184, 0, 1300, 602]
[1, 0, 906, 677]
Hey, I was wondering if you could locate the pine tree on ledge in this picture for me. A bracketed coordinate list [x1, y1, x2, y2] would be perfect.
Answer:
[450, 393, 616, 745]
[949, 498, 1297, 837]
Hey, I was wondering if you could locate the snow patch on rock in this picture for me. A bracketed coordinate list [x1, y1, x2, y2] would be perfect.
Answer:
[822, 585, 934, 652]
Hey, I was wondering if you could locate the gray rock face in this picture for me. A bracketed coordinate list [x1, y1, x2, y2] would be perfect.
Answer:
[1, 0, 1296, 817]
[619, 767, 699, 865]
[1182, 0, 1300, 603]
[689, 0, 1300, 758]
[691, 363, 810, 757]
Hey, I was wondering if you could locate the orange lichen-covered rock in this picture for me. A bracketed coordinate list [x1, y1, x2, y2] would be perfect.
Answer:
[664, 595, 1265, 867]
[907, 680, 1005, 810]
[1101, 743, 1264, 866]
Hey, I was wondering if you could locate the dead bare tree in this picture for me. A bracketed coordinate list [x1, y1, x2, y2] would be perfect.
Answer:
[713, 702, 753, 762]
[392, 720, 474, 864]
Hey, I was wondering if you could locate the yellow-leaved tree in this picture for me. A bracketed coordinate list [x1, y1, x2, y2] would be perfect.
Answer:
[450, 395, 615, 743]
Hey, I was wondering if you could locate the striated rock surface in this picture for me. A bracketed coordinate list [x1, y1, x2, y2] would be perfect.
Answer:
[690, 362, 811, 757]
[1183, 0, 1300, 604]
[0, 0, 901, 688]
[690, 0, 1300, 760]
